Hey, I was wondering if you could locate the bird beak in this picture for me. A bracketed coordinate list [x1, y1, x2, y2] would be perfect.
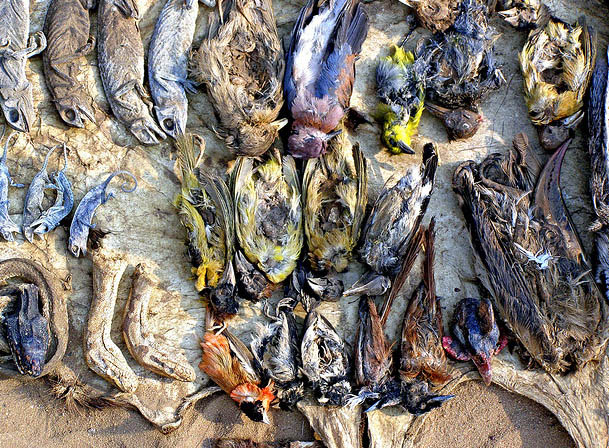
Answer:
[262, 412, 271, 425]
[397, 140, 415, 154]
[364, 400, 382, 413]
[272, 118, 288, 130]
[428, 394, 455, 405]
[343, 275, 390, 297]
[473, 358, 493, 386]
[324, 129, 342, 141]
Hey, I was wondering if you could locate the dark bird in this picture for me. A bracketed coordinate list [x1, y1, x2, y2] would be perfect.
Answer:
[303, 129, 368, 273]
[251, 297, 304, 410]
[284, 0, 369, 159]
[520, 16, 596, 151]
[173, 134, 238, 319]
[199, 312, 276, 424]
[344, 143, 438, 297]
[496, 0, 550, 29]
[443, 297, 506, 385]
[192, 0, 286, 156]
[417, 0, 505, 140]
[453, 133, 609, 373]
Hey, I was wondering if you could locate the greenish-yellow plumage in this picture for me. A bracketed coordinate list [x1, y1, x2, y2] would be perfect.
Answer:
[303, 129, 368, 273]
[232, 149, 303, 284]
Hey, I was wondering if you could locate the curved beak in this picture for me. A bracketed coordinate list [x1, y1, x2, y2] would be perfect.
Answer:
[271, 118, 288, 130]
[397, 140, 415, 154]
[324, 129, 342, 141]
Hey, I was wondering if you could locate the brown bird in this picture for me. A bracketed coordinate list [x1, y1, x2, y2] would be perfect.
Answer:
[192, 0, 286, 156]
[199, 312, 275, 423]
[399, 0, 461, 33]
[453, 133, 608, 373]
[497, 0, 550, 29]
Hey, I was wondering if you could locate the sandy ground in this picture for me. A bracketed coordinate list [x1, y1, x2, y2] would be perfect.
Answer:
[0, 377, 574, 447]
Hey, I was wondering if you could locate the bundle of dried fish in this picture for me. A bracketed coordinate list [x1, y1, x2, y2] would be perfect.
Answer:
[0, 0, 46, 132]
[417, 0, 505, 140]
[520, 15, 596, 151]
[232, 149, 303, 299]
[344, 143, 437, 297]
[0, 133, 24, 241]
[174, 134, 237, 319]
[200, 312, 276, 424]
[69, 170, 137, 257]
[97, 0, 165, 145]
[148, 0, 212, 139]
[192, 0, 285, 156]
[303, 130, 367, 274]
[43, 0, 96, 128]
[453, 133, 609, 373]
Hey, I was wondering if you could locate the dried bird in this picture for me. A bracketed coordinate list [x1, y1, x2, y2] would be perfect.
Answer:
[453, 133, 609, 373]
[398, 0, 460, 33]
[284, 0, 369, 159]
[97, 0, 165, 145]
[520, 16, 596, 151]
[443, 297, 506, 385]
[69, 171, 137, 257]
[251, 297, 304, 410]
[192, 0, 285, 156]
[147, 0, 201, 139]
[0, 0, 46, 132]
[303, 129, 367, 273]
[199, 313, 276, 424]
[0, 132, 24, 241]
[344, 143, 438, 297]
[22, 144, 63, 242]
[232, 150, 303, 292]
[375, 44, 429, 155]
[417, 0, 505, 140]
[587, 47, 609, 301]
[174, 134, 237, 319]
[496, 0, 550, 29]
[43, 0, 96, 128]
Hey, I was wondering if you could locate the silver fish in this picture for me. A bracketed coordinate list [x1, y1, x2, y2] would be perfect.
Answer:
[0, 0, 47, 132]
[97, 0, 165, 145]
[0, 132, 24, 241]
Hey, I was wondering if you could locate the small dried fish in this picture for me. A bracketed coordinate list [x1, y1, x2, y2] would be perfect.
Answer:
[148, 0, 208, 139]
[0, 0, 46, 132]
[22, 144, 62, 242]
[69, 171, 137, 257]
[0, 132, 24, 241]
[43, 0, 96, 127]
[97, 0, 165, 145]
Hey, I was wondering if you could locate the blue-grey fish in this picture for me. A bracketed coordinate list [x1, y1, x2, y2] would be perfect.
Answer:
[43, 0, 96, 128]
[97, 0, 165, 145]
[0, 0, 47, 132]
[22, 144, 62, 242]
[148, 0, 212, 139]
[69, 170, 137, 257]
[0, 132, 24, 241]
[30, 145, 73, 235]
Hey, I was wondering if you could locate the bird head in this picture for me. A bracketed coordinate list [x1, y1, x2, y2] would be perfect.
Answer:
[54, 96, 96, 128]
[471, 350, 493, 386]
[288, 125, 341, 159]
[237, 118, 288, 157]
[444, 108, 483, 141]
[382, 114, 416, 155]
[231, 382, 276, 424]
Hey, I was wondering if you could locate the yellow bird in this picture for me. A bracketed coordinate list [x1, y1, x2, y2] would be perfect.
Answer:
[173, 134, 237, 317]
[303, 129, 368, 273]
[232, 149, 303, 286]
[520, 16, 597, 151]
[376, 44, 427, 155]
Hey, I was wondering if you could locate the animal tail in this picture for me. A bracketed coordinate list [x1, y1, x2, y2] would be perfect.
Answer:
[47, 366, 114, 412]
[421, 142, 439, 188]
[41, 143, 63, 171]
[1, 131, 18, 164]
[102, 170, 138, 200]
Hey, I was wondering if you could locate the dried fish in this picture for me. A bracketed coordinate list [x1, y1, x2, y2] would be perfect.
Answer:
[43, 0, 96, 128]
[0, 133, 24, 241]
[97, 0, 165, 145]
[69, 170, 137, 257]
[0, 0, 46, 132]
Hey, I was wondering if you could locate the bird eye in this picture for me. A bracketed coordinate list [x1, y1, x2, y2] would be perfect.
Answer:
[462, 123, 470, 130]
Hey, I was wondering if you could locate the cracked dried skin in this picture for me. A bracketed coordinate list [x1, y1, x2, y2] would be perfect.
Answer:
[0, 258, 68, 378]
[303, 130, 367, 273]
[232, 150, 303, 285]
[97, 0, 165, 145]
[173, 134, 238, 316]
[192, 0, 285, 156]
[520, 16, 596, 150]
[31, 167, 74, 235]
[0, 0, 46, 132]
[85, 251, 138, 393]
[453, 133, 609, 373]
[0, 133, 24, 241]
[43, 0, 96, 128]
[148, 0, 200, 139]
[122, 264, 196, 382]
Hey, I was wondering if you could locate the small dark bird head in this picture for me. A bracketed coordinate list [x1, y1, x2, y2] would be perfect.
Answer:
[209, 262, 239, 318]
[426, 103, 482, 140]
[232, 382, 275, 424]
[277, 380, 305, 411]
[537, 111, 583, 152]
[400, 379, 454, 416]
[288, 125, 341, 159]
[318, 379, 352, 406]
